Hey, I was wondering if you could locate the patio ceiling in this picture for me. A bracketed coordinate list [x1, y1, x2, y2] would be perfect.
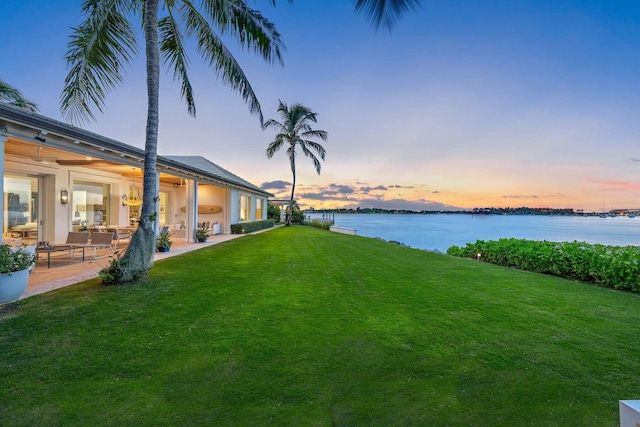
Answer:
[4, 137, 183, 185]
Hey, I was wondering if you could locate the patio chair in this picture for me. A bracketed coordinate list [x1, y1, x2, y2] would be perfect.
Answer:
[87, 232, 114, 259]
[106, 227, 132, 249]
[64, 232, 91, 258]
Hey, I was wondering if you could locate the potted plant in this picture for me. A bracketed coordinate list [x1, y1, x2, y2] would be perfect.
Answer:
[195, 226, 209, 243]
[156, 231, 172, 252]
[0, 244, 37, 303]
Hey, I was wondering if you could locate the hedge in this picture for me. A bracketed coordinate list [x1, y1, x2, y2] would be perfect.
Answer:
[447, 238, 640, 292]
[230, 219, 275, 234]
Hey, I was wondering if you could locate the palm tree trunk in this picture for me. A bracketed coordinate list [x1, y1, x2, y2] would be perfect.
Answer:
[288, 159, 296, 226]
[119, 0, 160, 281]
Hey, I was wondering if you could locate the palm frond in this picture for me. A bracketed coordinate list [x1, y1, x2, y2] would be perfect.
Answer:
[262, 118, 284, 131]
[353, 0, 421, 32]
[212, 0, 285, 66]
[0, 78, 22, 102]
[286, 144, 297, 173]
[265, 134, 285, 158]
[301, 129, 328, 142]
[8, 99, 39, 113]
[301, 140, 327, 161]
[159, 10, 196, 116]
[182, 2, 264, 122]
[61, 0, 137, 124]
[0, 78, 39, 112]
[300, 141, 325, 175]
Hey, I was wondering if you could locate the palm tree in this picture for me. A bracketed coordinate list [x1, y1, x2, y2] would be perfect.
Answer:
[263, 101, 327, 226]
[61, 0, 284, 283]
[0, 78, 39, 112]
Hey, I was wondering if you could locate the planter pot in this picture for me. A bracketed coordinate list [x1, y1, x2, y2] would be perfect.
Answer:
[0, 269, 29, 303]
[197, 237, 207, 243]
[157, 246, 170, 252]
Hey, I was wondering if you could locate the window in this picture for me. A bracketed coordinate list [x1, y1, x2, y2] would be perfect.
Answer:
[73, 181, 110, 231]
[4, 175, 38, 240]
[256, 198, 263, 220]
[158, 192, 169, 225]
[240, 195, 250, 221]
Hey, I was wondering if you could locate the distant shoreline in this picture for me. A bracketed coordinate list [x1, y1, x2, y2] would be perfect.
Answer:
[306, 207, 637, 217]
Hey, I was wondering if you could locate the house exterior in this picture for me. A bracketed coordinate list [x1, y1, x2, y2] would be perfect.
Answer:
[0, 104, 271, 244]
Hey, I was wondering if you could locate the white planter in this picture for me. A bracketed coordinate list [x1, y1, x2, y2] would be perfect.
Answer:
[0, 269, 29, 303]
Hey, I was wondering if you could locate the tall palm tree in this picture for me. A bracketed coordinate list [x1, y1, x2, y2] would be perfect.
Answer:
[264, 101, 327, 226]
[0, 78, 39, 112]
[61, 0, 284, 283]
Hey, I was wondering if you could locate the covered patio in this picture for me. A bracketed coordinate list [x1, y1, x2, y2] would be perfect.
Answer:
[21, 231, 244, 300]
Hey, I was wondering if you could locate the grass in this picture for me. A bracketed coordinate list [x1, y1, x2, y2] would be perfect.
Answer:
[1, 225, 640, 426]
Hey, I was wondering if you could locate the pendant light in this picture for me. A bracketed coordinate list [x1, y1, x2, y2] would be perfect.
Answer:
[123, 168, 143, 207]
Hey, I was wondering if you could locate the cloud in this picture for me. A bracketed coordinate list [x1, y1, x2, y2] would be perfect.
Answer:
[432, 190, 440, 194]
[328, 183, 356, 194]
[260, 180, 290, 190]
[342, 198, 462, 211]
[630, 158, 640, 162]
[299, 191, 359, 201]
[359, 185, 387, 193]
[501, 195, 539, 199]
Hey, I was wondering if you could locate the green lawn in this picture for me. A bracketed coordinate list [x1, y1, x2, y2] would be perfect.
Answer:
[2, 226, 640, 426]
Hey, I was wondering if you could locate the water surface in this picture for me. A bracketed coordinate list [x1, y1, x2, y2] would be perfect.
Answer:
[309, 214, 640, 252]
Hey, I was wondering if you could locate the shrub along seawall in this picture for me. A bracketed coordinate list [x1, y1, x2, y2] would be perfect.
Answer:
[447, 238, 640, 292]
[230, 219, 275, 234]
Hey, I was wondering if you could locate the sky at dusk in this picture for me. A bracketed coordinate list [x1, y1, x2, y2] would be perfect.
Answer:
[3, 0, 640, 211]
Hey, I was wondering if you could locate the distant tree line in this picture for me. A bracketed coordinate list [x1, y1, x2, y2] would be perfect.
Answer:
[308, 207, 578, 215]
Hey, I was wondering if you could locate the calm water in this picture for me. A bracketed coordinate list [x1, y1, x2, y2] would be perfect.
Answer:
[309, 213, 640, 252]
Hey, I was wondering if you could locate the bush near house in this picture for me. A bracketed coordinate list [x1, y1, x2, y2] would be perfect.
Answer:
[267, 201, 281, 223]
[230, 219, 275, 234]
[447, 238, 640, 292]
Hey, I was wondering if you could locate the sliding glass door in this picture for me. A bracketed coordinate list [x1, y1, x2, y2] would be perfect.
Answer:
[72, 181, 110, 231]
[4, 175, 39, 242]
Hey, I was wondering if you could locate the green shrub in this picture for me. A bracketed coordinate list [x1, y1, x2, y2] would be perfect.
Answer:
[303, 219, 331, 230]
[267, 201, 281, 222]
[447, 238, 640, 292]
[230, 219, 275, 234]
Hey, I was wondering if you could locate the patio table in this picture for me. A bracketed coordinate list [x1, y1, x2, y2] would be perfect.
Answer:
[35, 245, 86, 268]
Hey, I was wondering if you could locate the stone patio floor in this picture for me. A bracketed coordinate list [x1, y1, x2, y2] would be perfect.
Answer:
[21, 233, 244, 300]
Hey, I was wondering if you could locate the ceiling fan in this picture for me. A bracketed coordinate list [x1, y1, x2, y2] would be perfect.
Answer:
[33, 147, 57, 164]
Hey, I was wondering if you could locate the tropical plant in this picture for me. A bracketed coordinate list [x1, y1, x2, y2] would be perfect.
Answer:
[263, 101, 327, 226]
[0, 244, 37, 274]
[156, 230, 172, 250]
[0, 77, 39, 112]
[195, 226, 209, 242]
[61, 0, 284, 283]
[267, 201, 281, 222]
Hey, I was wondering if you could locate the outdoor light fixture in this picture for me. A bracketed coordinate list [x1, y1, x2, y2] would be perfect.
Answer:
[477, 253, 482, 261]
[60, 189, 69, 204]
[35, 131, 47, 142]
[122, 168, 143, 207]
